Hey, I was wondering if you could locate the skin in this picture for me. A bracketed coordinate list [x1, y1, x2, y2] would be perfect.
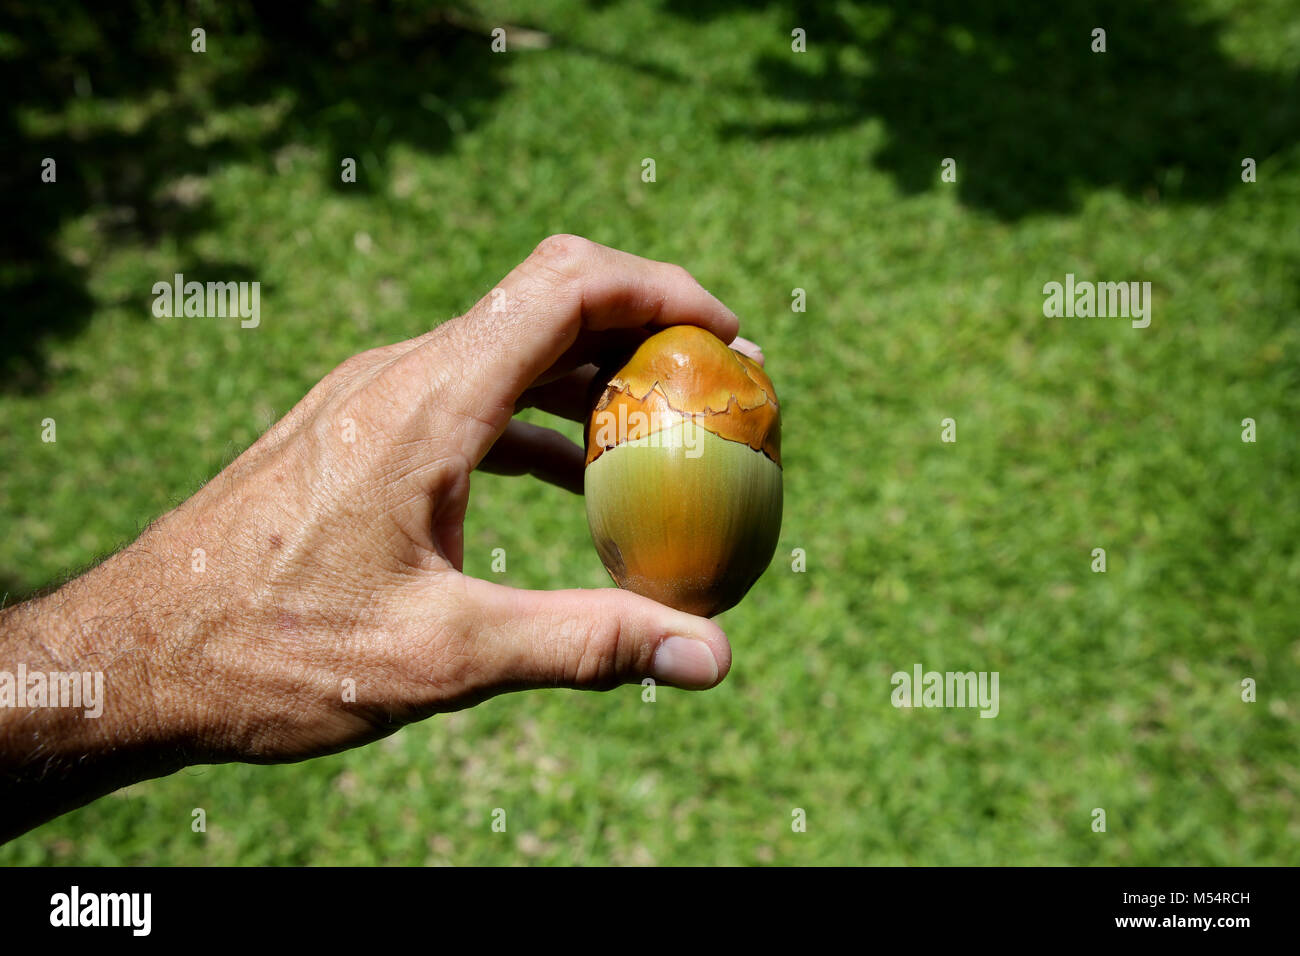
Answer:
[0, 235, 763, 843]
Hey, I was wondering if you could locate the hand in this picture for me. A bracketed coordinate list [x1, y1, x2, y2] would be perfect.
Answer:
[0, 235, 745, 838]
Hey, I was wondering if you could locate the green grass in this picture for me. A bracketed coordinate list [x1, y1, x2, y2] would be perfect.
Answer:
[1, 0, 1298, 864]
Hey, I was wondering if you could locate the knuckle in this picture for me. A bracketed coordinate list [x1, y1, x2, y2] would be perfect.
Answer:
[669, 262, 695, 284]
[530, 233, 591, 278]
[564, 615, 626, 690]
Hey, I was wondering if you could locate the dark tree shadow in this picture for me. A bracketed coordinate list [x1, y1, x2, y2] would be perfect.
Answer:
[1, 1, 510, 394]
[660, 0, 1300, 218]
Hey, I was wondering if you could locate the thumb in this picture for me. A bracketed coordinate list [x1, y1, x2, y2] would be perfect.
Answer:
[460, 577, 731, 692]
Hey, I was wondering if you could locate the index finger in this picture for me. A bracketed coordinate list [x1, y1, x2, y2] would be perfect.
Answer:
[401, 235, 740, 466]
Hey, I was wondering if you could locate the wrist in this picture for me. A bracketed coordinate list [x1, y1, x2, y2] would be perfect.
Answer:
[2, 524, 201, 772]
[0, 530, 205, 838]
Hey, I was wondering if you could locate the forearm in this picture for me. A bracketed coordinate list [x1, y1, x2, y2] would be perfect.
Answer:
[0, 536, 192, 842]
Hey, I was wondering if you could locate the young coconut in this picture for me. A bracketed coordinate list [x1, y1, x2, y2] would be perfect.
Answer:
[584, 325, 783, 617]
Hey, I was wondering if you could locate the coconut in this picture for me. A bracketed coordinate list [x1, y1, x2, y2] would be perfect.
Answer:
[584, 326, 783, 616]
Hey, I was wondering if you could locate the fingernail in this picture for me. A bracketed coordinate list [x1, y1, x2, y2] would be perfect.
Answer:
[729, 336, 764, 365]
[652, 636, 720, 689]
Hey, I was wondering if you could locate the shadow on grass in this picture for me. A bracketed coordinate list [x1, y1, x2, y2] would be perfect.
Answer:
[1, 1, 510, 394]
[660, 0, 1299, 218]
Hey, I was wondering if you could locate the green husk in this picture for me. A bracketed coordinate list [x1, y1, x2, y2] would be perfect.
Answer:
[584, 421, 783, 616]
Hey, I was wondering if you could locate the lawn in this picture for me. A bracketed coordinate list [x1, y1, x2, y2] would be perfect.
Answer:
[1, 0, 1297, 864]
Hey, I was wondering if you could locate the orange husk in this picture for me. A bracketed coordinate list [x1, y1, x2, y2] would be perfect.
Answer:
[585, 325, 781, 467]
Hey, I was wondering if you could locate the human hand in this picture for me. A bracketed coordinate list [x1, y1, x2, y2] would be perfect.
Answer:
[1, 237, 748, 810]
